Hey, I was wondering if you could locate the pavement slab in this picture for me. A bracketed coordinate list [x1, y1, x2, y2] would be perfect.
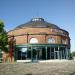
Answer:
[0, 60, 75, 75]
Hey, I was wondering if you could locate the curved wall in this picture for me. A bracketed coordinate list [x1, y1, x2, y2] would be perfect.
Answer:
[8, 27, 70, 45]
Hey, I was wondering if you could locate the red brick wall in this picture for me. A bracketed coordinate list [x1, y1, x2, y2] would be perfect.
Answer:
[8, 28, 69, 45]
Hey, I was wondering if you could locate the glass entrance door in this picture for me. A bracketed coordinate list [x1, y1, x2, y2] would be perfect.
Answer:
[55, 51, 59, 59]
[32, 47, 42, 61]
[32, 48, 37, 60]
[16, 47, 27, 60]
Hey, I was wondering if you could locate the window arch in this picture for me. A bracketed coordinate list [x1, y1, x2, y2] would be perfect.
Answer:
[62, 39, 67, 44]
[47, 38, 55, 43]
[30, 38, 38, 44]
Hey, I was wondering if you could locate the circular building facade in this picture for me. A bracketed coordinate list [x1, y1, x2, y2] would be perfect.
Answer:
[8, 18, 70, 61]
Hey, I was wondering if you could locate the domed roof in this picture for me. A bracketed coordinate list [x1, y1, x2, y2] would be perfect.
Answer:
[15, 18, 60, 29]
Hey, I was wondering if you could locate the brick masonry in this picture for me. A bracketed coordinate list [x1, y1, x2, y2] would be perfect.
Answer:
[8, 27, 69, 45]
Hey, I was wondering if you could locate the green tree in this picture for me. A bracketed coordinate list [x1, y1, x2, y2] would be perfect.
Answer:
[0, 20, 8, 52]
[71, 51, 75, 57]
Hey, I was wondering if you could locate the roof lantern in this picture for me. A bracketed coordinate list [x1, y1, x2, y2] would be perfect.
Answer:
[31, 18, 44, 22]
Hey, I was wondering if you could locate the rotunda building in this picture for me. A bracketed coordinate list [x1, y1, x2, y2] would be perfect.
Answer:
[8, 18, 70, 62]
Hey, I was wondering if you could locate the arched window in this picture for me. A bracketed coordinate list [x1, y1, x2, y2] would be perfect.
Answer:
[47, 38, 55, 43]
[30, 38, 38, 44]
[62, 39, 67, 44]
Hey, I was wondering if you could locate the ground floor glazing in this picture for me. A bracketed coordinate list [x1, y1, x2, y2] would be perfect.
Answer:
[14, 44, 70, 61]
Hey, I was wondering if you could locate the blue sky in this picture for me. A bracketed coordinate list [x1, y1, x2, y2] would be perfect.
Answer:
[0, 0, 75, 52]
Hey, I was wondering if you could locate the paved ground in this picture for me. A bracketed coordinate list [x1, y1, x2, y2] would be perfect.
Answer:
[0, 60, 75, 75]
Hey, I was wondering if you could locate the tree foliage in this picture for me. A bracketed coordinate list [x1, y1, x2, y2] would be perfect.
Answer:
[71, 51, 75, 57]
[0, 20, 8, 52]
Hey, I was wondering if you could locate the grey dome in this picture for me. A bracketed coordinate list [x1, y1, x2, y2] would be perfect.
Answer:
[15, 18, 60, 29]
